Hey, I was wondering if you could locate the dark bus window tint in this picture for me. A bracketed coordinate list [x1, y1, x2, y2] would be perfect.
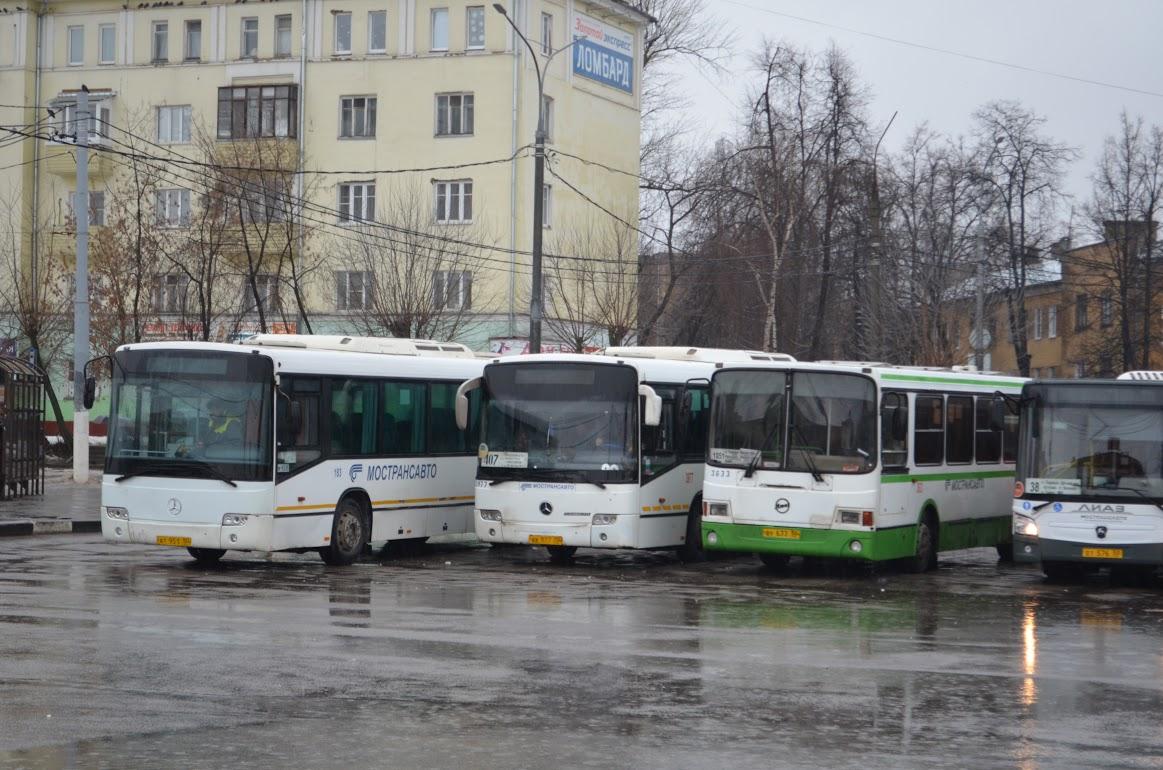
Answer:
[680, 386, 711, 458]
[642, 387, 678, 479]
[914, 395, 944, 465]
[880, 391, 908, 468]
[384, 381, 426, 454]
[330, 379, 379, 456]
[975, 396, 1002, 463]
[277, 376, 321, 473]
[429, 381, 466, 454]
[1003, 398, 1019, 463]
[946, 396, 973, 464]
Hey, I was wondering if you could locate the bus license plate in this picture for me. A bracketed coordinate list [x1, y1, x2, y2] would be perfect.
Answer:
[529, 535, 564, 546]
[156, 536, 192, 547]
[1082, 547, 1123, 559]
[762, 528, 800, 540]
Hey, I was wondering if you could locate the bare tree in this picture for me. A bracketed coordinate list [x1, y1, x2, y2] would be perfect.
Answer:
[973, 100, 1077, 377]
[337, 181, 495, 342]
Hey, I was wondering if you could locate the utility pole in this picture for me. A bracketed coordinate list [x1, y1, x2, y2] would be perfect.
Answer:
[72, 86, 91, 483]
[974, 232, 986, 372]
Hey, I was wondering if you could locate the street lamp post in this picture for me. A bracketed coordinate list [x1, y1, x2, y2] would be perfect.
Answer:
[492, 3, 578, 354]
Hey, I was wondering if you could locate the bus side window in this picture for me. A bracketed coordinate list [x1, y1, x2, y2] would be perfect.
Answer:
[330, 378, 379, 456]
[643, 387, 677, 478]
[429, 381, 466, 454]
[383, 381, 427, 455]
[680, 386, 710, 459]
[914, 395, 944, 466]
[880, 392, 908, 469]
[974, 396, 1002, 463]
[1002, 399, 1019, 463]
[277, 377, 321, 474]
[946, 396, 974, 464]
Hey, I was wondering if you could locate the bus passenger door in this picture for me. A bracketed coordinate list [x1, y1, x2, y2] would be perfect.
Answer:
[640, 387, 684, 548]
[879, 391, 910, 528]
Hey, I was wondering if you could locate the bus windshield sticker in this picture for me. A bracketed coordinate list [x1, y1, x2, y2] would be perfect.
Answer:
[483, 451, 529, 468]
[1026, 478, 1082, 495]
[478, 443, 489, 460]
[710, 447, 760, 466]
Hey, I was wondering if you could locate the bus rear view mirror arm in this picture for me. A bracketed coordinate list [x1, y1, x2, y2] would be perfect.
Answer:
[639, 383, 662, 427]
[456, 377, 482, 431]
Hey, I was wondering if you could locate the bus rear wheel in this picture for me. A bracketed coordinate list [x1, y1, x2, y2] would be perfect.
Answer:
[908, 514, 937, 574]
[187, 547, 225, 564]
[546, 545, 577, 563]
[320, 498, 368, 566]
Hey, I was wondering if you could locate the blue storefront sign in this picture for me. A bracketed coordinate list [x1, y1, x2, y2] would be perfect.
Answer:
[572, 13, 634, 94]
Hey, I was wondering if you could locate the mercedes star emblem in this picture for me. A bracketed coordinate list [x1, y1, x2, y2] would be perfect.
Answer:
[167, 498, 182, 516]
[539, 501, 553, 516]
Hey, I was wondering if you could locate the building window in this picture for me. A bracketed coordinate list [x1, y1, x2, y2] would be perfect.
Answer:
[157, 105, 192, 143]
[156, 188, 191, 227]
[152, 21, 168, 62]
[1100, 293, 1113, 327]
[1047, 305, 1057, 338]
[433, 270, 473, 310]
[99, 24, 116, 65]
[1075, 294, 1088, 330]
[1099, 354, 1114, 377]
[466, 6, 485, 49]
[338, 182, 375, 222]
[434, 180, 472, 223]
[243, 178, 289, 223]
[67, 25, 84, 66]
[1045, 366, 1055, 378]
[435, 93, 473, 136]
[431, 8, 449, 51]
[540, 12, 552, 55]
[241, 17, 258, 58]
[56, 102, 112, 142]
[540, 94, 553, 142]
[333, 12, 351, 55]
[1074, 361, 1086, 379]
[217, 85, 298, 139]
[368, 10, 387, 53]
[70, 190, 106, 226]
[244, 274, 281, 312]
[1032, 307, 1042, 340]
[184, 20, 201, 60]
[152, 274, 189, 313]
[336, 270, 371, 310]
[275, 15, 293, 58]
[541, 184, 551, 228]
[339, 96, 376, 138]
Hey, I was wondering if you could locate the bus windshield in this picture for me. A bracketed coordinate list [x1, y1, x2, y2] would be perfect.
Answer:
[480, 363, 638, 484]
[710, 370, 876, 474]
[106, 348, 274, 482]
[1022, 383, 1163, 500]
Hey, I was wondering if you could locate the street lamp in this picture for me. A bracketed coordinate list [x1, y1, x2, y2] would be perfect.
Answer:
[492, 3, 580, 354]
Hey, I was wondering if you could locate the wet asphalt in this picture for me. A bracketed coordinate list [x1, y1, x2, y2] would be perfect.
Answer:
[2, 538, 1163, 769]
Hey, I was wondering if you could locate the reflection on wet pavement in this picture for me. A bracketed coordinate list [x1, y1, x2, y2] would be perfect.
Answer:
[2, 538, 1163, 768]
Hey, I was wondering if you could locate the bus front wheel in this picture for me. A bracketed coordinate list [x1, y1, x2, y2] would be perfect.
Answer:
[909, 514, 937, 573]
[187, 547, 225, 564]
[677, 504, 706, 563]
[320, 498, 369, 566]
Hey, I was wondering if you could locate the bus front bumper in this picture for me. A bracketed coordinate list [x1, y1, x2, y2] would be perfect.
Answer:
[1014, 535, 1163, 566]
[701, 520, 916, 561]
[476, 515, 638, 549]
[102, 512, 275, 552]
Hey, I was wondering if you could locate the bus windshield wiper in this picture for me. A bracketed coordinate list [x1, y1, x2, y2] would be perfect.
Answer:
[116, 459, 237, 487]
[180, 459, 239, 488]
[1111, 484, 1163, 513]
[789, 421, 825, 483]
[744, 421, 786, 479]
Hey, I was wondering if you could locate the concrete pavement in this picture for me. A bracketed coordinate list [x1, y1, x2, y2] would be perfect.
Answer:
[0, 468, 101, 536]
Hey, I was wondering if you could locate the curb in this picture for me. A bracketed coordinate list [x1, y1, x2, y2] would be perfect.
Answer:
[0, 520, 101, 537]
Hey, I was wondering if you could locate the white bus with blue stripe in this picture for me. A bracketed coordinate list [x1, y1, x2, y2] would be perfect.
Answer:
[99, 335, 484, 565]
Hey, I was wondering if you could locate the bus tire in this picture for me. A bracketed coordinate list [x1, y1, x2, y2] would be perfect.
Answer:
[758, 553, 790, 570]
[909, 512, 937, 573]
[320, 497, 369, 566]
[187, 547, 225, 564]
[677, 500, 706, 563]
[546, 545, 577, 563]
[996, 541, 1014, 562]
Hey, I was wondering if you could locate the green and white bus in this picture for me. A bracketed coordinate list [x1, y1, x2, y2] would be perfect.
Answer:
[700, 361, 1026, 571]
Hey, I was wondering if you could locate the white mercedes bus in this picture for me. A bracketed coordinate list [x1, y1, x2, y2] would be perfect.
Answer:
[455, 348, 793, 561]
[701, 360, 1026, 571]
[1013, 371, 1163, 581]
[97, 335, 484, 565]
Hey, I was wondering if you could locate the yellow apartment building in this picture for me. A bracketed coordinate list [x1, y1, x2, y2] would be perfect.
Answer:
[0, 0, 648, 370]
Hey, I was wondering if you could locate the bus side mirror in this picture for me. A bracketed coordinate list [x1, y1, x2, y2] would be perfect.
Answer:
[455, 376, 481, 431]
[82, 377, 97, 410]
[639, 384, 662, 427]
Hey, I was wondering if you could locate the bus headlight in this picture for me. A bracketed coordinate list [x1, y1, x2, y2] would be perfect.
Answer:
[592, 514, 617, 526]
[222, 514, 249, 527]
[704, 502, 729, 518]
[1013, 514, 1038, 537]
[478, 509, 502, 522]
[105, 506, 128, 520]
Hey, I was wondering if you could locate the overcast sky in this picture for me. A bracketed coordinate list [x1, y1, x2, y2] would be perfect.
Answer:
[674, 0, 1163, 230]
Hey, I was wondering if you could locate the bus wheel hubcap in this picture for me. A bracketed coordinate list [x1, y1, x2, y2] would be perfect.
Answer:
[338, 511, 360, 551]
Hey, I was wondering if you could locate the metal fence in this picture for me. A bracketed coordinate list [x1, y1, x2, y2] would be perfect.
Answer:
[0, 356, 45, 499]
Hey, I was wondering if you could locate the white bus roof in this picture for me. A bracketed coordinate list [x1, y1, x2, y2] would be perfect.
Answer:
[604, 346, 796, 364]
[1118, 371, 1163, 381]
[482, 352, 718, 384]
[240, 334, 476, 358]
[713, 358, 1028, 391]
